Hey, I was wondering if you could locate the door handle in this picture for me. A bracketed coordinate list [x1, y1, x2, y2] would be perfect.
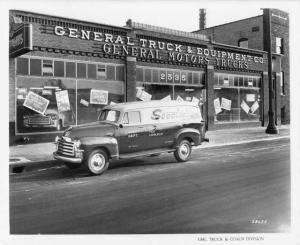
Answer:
[105, 133, 113, 136]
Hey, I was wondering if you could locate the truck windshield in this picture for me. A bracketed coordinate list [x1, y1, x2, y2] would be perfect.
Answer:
[98, 110, 120, 123]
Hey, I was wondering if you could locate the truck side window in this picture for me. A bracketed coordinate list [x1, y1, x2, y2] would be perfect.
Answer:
[123, 112, 129, 124]
[123, 111, 141, 125]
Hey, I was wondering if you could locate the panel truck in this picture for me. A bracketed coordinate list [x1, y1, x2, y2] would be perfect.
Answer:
[53, 100, 209, 175]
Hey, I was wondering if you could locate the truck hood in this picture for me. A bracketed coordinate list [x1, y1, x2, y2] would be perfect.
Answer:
[64, 121, 116, 139]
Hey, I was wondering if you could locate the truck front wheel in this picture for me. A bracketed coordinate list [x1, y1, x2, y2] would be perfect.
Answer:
[174, 139, 192, 162]
[84, 149, 109, 175]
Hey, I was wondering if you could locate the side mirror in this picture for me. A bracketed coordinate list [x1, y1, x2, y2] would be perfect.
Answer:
[119, 124, 123, 128]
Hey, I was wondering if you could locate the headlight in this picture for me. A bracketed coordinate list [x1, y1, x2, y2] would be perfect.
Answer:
[74, 140, 81, 148]
[55, 136, 60, 143]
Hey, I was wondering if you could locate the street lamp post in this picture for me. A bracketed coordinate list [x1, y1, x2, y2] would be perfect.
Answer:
[264, 8, 279, 134]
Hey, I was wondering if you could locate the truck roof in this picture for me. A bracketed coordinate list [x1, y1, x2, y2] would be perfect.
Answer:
[104, 100, 199, 111]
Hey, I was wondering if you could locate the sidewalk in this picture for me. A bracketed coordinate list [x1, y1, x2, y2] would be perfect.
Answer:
[9, 125, 290, 173]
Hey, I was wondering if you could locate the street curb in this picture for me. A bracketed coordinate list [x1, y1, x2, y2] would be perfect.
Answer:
[9, 135, 290, 174]
[195, 135, 290, 149]
[9, 160, 63, 174]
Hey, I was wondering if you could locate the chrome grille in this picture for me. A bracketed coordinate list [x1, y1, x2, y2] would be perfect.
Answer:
[28, 116, 51, 125]
[57, 138, 75, 156]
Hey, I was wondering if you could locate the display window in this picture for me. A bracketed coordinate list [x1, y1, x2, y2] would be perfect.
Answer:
[15, 56, 125, 134]
[16, 77, 76, 133]
[213, 72, 261, 123]
[77, 79, 124, 124]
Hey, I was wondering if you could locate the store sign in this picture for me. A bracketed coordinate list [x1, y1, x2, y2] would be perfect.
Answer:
[9, 23, 33, 58]
[53, 26, 265, 70]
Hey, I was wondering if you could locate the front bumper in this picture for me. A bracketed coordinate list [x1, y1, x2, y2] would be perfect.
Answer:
[53, 152, 83, 164]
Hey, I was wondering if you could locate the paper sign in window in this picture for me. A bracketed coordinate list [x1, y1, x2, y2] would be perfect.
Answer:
[221, 98, 232, 111]
[90, 89, 108, 105]
[136, 89, 152, 101]
[223, 78, 229, 86]
[56, 90, 71, 112]
[161, 95, 172, 101]
[241, 100, 250, 114]
[110, 101, 116, 105]
[80, 99, 89, 107]
[246, 94, 255, 102]
[18, 88, 27, 94]
[214, 98, 222, 114]
[23, 91, 49, 115]
[192, 96, 200, 105]
[250, 101, 259, 113]
[176, 96, 184, 101]
[42, 89, 52, 96]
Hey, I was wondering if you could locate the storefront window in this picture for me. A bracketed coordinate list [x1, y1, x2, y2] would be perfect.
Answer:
[16, 58, 29, 75]
[87, 64, 97, 79]
[30, 58, 41, 76]
[77, 79, 124, 124]
[106, 65, 115, 80]
[66, 62, 76, 78]
[136, 66, 205, 109]
[54, 61, 64, 77]
[213, 72, 261, 124]
[15, 56, 125, 134]
[16, 77, 76, 133]
[137, 83, 173, 100]
[77, 63, 86, 78]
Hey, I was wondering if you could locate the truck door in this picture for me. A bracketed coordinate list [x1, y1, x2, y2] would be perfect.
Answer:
[118, 111, 150, 154]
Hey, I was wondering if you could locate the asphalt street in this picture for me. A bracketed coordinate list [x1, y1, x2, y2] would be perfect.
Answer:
[9, 138, 290, 234]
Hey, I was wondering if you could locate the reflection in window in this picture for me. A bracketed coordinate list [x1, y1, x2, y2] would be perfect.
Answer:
[123, 111, 141, 124]
[42, 60, 53, 76]
[97, 64, 106, 79]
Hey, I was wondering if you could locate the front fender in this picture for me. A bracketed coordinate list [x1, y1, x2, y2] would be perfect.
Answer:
[80, 136, 119, 160]
[173, 128, 201, 147]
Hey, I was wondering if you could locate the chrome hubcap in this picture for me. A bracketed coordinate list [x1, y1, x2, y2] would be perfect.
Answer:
[179, 143, 190, 159]
[90, 153, 106, 172]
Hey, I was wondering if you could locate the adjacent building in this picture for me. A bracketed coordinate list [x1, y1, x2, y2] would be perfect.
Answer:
[9, 9, 286, 144]
[194, 8, 290, 125]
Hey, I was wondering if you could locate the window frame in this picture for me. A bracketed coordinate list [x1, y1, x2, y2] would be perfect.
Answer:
[276, 37, 284, 54]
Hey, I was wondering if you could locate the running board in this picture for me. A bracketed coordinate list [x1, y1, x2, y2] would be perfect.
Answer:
[119, 149, 175, 159]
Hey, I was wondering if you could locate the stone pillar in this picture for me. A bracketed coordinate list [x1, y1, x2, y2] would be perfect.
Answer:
[206, 65, 215, 130]
[125, 56, 137, 102]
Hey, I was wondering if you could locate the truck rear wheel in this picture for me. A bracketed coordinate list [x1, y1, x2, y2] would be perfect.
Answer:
[174, 139, 192, 162]
[84, 149, 109, 175]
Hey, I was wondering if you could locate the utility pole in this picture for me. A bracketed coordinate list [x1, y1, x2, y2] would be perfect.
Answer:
[264, 8, 279, 134]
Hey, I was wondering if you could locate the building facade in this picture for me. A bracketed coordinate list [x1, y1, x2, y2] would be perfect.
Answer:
[9, 10, 275, 144]
[194, 8, 290, 125]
